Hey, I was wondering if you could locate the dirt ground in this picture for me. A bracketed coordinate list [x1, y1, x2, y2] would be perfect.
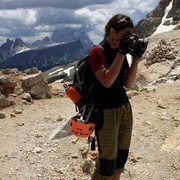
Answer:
[0, 81, 179, 180]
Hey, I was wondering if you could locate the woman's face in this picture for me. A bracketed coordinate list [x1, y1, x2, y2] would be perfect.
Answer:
[108, 27, 133, 49]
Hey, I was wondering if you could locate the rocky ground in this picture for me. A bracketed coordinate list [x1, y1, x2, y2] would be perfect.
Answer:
[0, 81, 180, 180]
[0, 30, 180, 180]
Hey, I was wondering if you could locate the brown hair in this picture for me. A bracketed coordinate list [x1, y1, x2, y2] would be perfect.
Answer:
[105, 14, 134, 37]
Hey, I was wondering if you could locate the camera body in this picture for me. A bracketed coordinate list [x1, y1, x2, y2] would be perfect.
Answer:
[134, 36, 148, 57]
[121, 34, 148, 58]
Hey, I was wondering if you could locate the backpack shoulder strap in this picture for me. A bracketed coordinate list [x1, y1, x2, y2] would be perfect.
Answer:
[87, 44, 105, 94]
[97, 44, 104, 52]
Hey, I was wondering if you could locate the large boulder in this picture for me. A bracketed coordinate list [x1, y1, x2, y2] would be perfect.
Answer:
[140, 61, 172, 83]
[0, 75, 17, 95]
[0, 97, 11, 109]
[21, 72, 51, 99]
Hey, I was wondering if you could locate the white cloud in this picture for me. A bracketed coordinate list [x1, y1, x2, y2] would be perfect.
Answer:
[0, 0, 160, 44]
[0, 9, 37, 26]
[0, 27, 11, 36]
[75, 7, 107, 24]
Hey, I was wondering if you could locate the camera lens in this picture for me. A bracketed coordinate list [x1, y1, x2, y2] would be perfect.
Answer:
[136, 39, 148, 51]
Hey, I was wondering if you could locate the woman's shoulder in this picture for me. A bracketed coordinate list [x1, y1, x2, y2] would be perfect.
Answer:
[90, 43, 104, 55]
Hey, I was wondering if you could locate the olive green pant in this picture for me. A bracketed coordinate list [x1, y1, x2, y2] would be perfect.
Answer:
[93, 102, 133, 180]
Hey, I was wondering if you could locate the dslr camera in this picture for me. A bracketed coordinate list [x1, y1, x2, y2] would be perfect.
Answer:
[121, 34, 148, 58]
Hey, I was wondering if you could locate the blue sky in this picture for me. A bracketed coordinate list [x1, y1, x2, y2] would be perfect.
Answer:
[0, 0, 160, 44]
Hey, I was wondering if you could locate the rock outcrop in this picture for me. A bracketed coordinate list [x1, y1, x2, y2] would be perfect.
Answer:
[0, 68, 51, 109]
[21, 72, 51, 99]
[134, 0, 180, 37]
[133, 30, 180, 91]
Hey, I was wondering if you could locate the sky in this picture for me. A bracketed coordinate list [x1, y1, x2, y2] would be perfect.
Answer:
[0, 0, 160, 44]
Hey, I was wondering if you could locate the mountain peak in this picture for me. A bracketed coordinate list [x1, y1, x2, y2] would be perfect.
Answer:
[13, 38, 26, 49]
[134, 0, 180, 37]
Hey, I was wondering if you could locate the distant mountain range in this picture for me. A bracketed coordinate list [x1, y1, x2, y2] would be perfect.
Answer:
[0, 27, 94, 71]
[0, 0, 179, 72]
[0, 39, 88, 71]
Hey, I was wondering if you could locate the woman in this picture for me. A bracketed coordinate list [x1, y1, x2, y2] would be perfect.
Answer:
[88, 14, 145, 180]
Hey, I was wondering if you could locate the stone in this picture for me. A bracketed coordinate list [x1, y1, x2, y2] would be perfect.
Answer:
[1, 68, 19, 75]
[142, 86, 157, 92]
[24, 67, 39, 75]
[14, 109, 23, 114]
[87, 150, 99, 161]
[0, 98, 11, 109]
[0, 112, 6, 119]
[126, 90, 139, 98]
[0, 75, 17, 95]
[166, 54, 176, 60]
[71, 154, 78, 159]
[17, 123, 24, 126]
[33, 147, 43, 153]
[21, 72, 51, 99]
[142, 62, 172, 83]
[81, 159, 93, 174]
[161, 116, 169, 121]
[10, 113, 16, 117]
[21, 93, 32, 102]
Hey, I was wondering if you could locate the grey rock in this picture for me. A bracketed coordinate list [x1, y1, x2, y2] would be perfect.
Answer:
[0, 111, 5, 119]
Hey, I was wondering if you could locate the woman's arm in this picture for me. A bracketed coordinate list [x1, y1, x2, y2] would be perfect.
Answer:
[95, 52, 125, 88]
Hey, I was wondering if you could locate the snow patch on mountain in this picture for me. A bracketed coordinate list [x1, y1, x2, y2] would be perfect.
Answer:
[63, 67, 74, 76]
[153, 0, 176, 35]
[48, 68, 63, 76]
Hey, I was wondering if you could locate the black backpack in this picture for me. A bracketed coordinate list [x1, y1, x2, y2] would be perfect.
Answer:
[64, 45, 104, 112]
[64, 45, 104, 147]
[73, 55, 94, 109]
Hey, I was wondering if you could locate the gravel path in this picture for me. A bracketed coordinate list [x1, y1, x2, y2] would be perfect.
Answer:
[0, 82, 180, 180]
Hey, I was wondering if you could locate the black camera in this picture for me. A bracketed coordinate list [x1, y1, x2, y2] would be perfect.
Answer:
[134, 36, 148, 58]
[121, 34, 148, 58]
